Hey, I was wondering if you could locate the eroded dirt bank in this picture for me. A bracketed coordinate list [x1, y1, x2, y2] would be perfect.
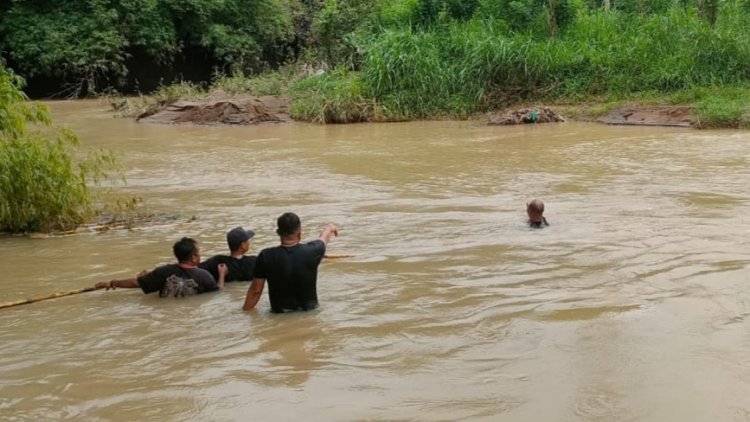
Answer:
[136, 93, 698, 129]
[138, 93, 291, 125]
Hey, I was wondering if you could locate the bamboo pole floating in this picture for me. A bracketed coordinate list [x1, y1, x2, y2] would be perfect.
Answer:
[324, 254, 355, 259]
[0, 287, 97, 310]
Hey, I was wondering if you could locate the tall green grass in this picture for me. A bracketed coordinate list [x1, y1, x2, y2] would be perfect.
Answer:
[343, 6, 750, 120]
[290, 68, 379, 123]
[213, 71, 290, 96]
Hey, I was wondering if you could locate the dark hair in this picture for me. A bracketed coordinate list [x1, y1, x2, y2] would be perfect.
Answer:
[173, 237, 198, 263]
[527, 199, 545, 215]
[276, 212, 301, 236]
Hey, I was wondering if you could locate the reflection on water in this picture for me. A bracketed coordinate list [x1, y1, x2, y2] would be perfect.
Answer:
[2, 100, 750, 420]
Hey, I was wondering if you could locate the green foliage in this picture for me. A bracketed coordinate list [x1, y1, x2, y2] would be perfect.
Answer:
[0, 1, 126, 92]
[340, 4, 750, 119]
[376, 0, 421, 27]
[312, 0, 378, 66]
[0, 0, 300, 93]
[0, 63, 120, 233]
[117, 0, 178, 61]
[612, 0, 675, 14]
[108, 81, 205, 118]
[415, 0, 445, 26]
[470, 0, 581, 36]
[691, 86, 750, 128]
[212, 67, 303, 96]
[0, 70, 49, 138]
[445, 0, 480, 20]
[290, 68, 378, 123]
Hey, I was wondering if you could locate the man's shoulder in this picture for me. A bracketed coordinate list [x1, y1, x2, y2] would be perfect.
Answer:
[189, 266, 215, 278]
[258, 245, 282, 256]
[199, 254, 228, 268]
[305, 239, 326, 250]
[151, 263, 180, 274]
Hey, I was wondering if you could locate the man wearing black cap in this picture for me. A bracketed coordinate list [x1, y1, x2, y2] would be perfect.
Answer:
[199, 226, 257, 282]
[242, 212, 338, 313]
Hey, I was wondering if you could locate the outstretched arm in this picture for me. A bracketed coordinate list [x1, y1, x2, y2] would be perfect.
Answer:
[318, 224, 339, 246]
[242, 278, 266, 311]
[95, 270, 148, 290]
[95, 278, 139, 290]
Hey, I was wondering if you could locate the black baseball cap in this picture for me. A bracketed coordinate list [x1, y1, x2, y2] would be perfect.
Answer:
[227, 226, 255, 251]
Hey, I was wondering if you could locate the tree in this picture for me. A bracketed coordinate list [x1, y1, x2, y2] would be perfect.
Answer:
[0, 0, 300, 94]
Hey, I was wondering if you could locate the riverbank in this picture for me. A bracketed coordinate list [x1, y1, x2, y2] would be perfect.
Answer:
[104, 65, 750, 129]
[118, 85, 749, 130]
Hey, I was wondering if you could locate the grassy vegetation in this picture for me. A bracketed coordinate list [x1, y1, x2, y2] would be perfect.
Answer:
[1, 63, 122, 233]
[692, 87, 750, 128]
[351, 7, 750, 119]
[101, 2, 750, 128]
[213, 71, 289, 96]
[290, 68, 380, 124]
[107, 81, 205, 118]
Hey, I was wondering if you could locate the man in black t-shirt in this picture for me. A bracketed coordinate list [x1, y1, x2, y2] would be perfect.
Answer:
[242, 212, 338, 313]
[95, 237, 227, 297]
[199, 226, 257, 282]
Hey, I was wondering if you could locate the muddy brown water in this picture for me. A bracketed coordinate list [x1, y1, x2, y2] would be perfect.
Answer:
[2, 100, 750, 421]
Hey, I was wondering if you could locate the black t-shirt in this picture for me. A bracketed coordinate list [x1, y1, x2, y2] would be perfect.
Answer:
[199, 254, 257, 282]
[253, 240, 326, 313]
[137, 264, 218, 296]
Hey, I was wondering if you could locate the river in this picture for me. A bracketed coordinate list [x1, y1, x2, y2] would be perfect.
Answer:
[2, 100, 750, 421]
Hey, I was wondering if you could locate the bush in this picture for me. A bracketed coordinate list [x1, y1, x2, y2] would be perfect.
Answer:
[0, 63, 119, 233]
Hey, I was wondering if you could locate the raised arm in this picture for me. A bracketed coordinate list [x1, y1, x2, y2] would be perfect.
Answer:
[242, 278, 266, 311]
[318, 224, 339, 246]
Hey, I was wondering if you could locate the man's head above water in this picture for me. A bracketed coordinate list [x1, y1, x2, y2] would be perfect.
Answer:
[526, 199, 545, 223]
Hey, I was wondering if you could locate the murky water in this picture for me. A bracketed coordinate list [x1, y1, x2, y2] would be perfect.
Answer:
[2, 100, 750, 421]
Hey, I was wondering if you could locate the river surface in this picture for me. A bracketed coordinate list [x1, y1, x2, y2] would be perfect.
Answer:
[2, 100, 750, 421]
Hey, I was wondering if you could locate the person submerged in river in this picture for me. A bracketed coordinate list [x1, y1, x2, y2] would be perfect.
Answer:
[199, 226, 256, 282]
[527, 199, 549, 228]
[242, 212, 338, 313]
[95, 237, 227, 297]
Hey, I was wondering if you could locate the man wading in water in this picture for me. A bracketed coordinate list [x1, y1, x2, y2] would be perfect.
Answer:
[95, 237, 227, 297]
[199, 226, 257, 282]
[242, 212, 338, 313]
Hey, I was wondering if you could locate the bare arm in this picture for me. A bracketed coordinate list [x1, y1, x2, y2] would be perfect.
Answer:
[242, 278, 266, 311]
[95, 278, 140, 290]
[217, 263, 228, 290]
[318, 224, 339, 246]
[95, 269, 148, 290]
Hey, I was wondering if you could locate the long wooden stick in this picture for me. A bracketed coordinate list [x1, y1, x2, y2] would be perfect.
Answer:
[0, 287, 97, 310]
[324, 254, 355, 259]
